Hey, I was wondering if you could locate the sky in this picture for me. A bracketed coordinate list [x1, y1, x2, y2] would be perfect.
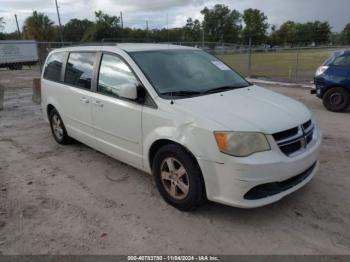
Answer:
[0, 0, 349, 33]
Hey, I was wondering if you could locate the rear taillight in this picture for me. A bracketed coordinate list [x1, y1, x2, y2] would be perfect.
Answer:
[315, 66, 328, 76]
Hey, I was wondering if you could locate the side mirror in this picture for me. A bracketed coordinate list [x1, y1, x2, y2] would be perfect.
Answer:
[116, 83, 138, 100]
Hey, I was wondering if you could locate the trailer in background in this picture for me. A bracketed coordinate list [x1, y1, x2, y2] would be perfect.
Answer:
[0, 40, 39, 70]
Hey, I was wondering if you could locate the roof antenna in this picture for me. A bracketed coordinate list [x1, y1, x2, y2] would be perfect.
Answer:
[170, 91, 174, 105]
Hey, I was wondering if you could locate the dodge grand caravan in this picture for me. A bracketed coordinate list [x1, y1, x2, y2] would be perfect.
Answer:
[41, 44, 322, 211]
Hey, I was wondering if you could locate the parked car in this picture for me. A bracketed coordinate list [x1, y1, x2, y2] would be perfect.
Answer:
[0, 40, 38, 70]
[312, 50, 350, 112]
[41, 44, 321, 211]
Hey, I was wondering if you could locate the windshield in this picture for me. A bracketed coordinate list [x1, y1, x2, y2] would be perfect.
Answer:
[129, 49, 250, 98]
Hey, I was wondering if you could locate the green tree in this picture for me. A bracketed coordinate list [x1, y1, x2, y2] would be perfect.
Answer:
[183, 18, 201, 41]
[330, 32, 342, 45]
[275, 21, 298, 45]
[201, 4, 241, 43]
[82, 11, 121, 41]
[0, 17, 5, 32]
[292, 22, 313, 44]
[310, 21, 331, 44]
[122, 28, 148, 42]
[269, 20, 331, 46]
[22, 11, 55, 41]
[151, 28, 184, 42]
[341, 23, 350, 44]
[242, 8, 268, 44]
[63, 19, 94, 42]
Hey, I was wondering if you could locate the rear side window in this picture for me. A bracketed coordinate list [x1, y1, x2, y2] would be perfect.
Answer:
[64, 52, 96, 89]
[43, 52, 66, 82]
[332, 55, 350, 67]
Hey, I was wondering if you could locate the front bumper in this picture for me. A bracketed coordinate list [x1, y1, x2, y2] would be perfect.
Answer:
[313, 77, 327, 98]
[198, 127, 322, 208]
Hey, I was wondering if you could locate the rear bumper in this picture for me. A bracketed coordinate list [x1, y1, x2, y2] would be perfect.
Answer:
[198, 127, 322, 208]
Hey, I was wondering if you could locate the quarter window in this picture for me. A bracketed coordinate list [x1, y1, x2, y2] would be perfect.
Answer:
[43, 52, 66, 82]
[97, 54, 139, 98]
[64, 52, 96, 89]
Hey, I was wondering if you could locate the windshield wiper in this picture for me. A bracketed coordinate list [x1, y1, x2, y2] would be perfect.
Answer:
[202, 85, 247, 94]
[160, 90, 202, 97]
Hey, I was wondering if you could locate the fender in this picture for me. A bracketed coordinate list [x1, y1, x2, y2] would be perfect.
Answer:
[142, 122, 223, 173]
[44, 96, 62, 123]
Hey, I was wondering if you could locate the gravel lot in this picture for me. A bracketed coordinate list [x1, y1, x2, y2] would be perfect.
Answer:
[0, 69, 349, 255]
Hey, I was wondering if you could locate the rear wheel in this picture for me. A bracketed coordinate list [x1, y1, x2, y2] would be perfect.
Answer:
[8, 64, 23, 70]
[49, 108, 72, 145]
[152, 144, 205, 211]
[323, 87, 350, 112]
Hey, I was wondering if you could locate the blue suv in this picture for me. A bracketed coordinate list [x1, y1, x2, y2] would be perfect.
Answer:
[313, 50, 350, 112]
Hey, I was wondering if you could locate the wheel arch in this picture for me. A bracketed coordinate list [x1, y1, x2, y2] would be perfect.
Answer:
[321, 85, 349, 98]
[149, 139, 195, 170]
[148, 138, 207, 197]
[47, 104, 56, 118]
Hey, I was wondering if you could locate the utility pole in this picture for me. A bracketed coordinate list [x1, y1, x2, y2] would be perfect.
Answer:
[248, 36, 252, 77]
[295, 46, 300, 81]
[146, 20, 149, 42]
[166, 13, 169, 43]
[55, 0, 64, 42]
[14, 14, 21, 39]
[120, 11, 123, 42]
[120, 11, 124, 29]
[201, 25, 205, 47]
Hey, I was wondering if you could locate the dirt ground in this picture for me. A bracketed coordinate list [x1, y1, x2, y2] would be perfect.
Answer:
[0, 69, 349, 255]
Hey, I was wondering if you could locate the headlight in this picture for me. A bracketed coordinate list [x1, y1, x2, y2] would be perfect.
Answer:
[214, 131, 270, 157]
[315, 66, 328, 76]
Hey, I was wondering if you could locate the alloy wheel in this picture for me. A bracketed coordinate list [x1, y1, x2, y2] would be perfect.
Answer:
[160, 157, 190, 200]
[52, 114, 64, 140]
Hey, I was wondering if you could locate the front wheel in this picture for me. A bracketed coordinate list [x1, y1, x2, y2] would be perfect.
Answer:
[152, 144, 205, 211]
[323, 87, 350, 112]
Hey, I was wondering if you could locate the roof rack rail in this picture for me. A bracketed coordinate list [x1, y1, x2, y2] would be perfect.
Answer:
[68, 42, 118, 47]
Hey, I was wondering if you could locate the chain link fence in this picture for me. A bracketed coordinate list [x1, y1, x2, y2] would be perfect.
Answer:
[1, 41, 349, 94]
[37, 41, 350, 83]
[211, 45, 350, 83]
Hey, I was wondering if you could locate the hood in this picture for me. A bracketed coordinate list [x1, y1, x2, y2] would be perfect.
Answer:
[173, 85, 312, 134]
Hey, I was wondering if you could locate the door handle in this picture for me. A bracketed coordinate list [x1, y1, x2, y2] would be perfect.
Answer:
[93, 100, 104, 108]
[80, 97, 90, 104]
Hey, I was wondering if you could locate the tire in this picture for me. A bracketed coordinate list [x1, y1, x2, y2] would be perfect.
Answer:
[152, 144, 205, 211]
[323, 87, 350, 112]
[8, 64, 22, 70]
[49, 108, 72, 145]
[15, 64, 23, 70]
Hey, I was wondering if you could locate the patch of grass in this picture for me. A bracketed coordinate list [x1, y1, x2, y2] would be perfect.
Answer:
[216, 48, 344, 82]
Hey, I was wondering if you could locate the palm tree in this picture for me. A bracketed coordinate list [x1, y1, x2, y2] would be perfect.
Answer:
[0, 17, 5, 31]
[23, 11, 55, 41]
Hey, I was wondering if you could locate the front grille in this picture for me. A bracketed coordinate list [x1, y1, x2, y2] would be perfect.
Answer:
[303, 120, 312, 130]
[273, 120, 314, 156]
[272, 127, 299, 141]
[244, 162, 317, 200]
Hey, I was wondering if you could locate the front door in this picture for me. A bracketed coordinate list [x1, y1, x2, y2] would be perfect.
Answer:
[91, 53, 143, 168]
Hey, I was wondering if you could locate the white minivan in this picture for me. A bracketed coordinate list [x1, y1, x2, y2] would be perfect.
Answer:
[41, 44, 321, 211]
